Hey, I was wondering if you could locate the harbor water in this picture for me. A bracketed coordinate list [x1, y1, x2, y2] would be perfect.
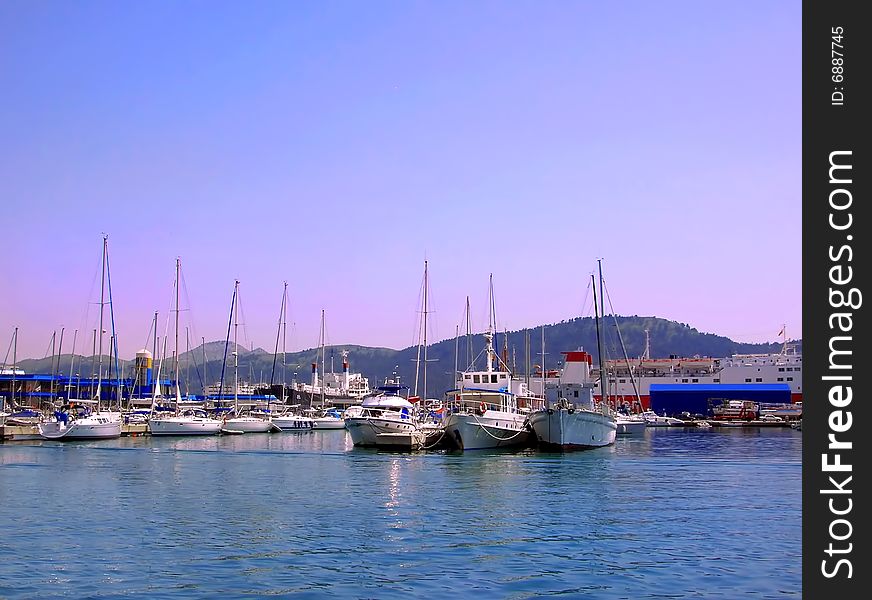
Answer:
[0, 428, 801, 599]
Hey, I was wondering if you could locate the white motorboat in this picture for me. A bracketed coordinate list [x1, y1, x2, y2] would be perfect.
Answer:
[640, 410, 685, 427]
[345, 380, 426, 450]
[310, 408, 347, 430]
[615, 413, 647, 434]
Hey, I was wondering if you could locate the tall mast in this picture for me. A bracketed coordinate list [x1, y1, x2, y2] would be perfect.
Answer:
[233, 279, 240, 413]
[185, 327, 191, 396]
[49, 330, 56, 403]
[592, 272, 606, 404]
[68, 329, 78, 400]
[465, 296, 472, 370]
[201, 337, 207, 395]
[422, 260, 429, 400]
[453, 324, 459, 388]
[96, 234, 107, 406]
[11, 327, 17, 407]
[320, 309, 326, 408]
[282, 282, 288, 405]
[598, 259, 607, 405]
[541, 326, 546, 404]
[174, 257, 181, 401]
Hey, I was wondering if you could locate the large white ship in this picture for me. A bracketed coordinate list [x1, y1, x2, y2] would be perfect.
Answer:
[537, 342, 802, 411]
[288, 350, 371, 409]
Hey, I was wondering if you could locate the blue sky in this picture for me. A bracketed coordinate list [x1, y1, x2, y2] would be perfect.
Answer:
[1, 1, 801, 359]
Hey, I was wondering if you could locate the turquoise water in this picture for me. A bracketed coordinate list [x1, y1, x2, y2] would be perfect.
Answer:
[0, 428, 801, 599]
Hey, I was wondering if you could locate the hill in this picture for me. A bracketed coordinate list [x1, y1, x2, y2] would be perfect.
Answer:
[16, 316, 800, 397]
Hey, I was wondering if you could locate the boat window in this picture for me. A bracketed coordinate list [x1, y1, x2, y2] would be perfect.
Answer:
[499, 374, 507, 380]
[465, 375, 471, 380]
[745, 378, 752, 383]
[756, 378, 763, 382]
[713, 378, 720, 382]
[779, 367, 785, 372]
[786, 367, 793, 372]
[619, 379, 626, 383]
[778, 377, 784, 382]
[692, 379, 698, 383]
[491, 375, 498, 383]
[682, 379, 688, 383]
[473, 375, 480, 383]
[573, 390, 579, 398]
[796, 367, 801, 372]
[787, 377, 793, 381]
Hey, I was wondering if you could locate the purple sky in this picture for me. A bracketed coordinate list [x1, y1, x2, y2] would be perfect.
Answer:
[2, 1, 801, 360]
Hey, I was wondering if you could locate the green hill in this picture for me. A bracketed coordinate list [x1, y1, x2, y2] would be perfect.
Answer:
[16, 316, 799, 398]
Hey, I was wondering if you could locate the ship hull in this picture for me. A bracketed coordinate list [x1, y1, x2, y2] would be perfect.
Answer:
[529, 408, 617, 450]
[442, 411, 531, 451]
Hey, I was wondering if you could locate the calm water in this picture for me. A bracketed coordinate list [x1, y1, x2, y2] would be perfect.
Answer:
[0, 428, 801, 599]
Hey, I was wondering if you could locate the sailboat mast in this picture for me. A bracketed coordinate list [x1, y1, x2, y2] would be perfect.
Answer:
[202, 337, 207, 395]
[592, 272, 606, 404]
[97, 235, 107, 406]
[49, 330, 56, 402]
[11, 327, 17, 407]
[174, 257, 181, 398]
[68, 329, 78, 400]
[281, 282, 288, 405]
[320, 309, 326, 408]
[422, 260, 428, 401]
[234, 280, 239, 413]
[465, 296, 472, 370]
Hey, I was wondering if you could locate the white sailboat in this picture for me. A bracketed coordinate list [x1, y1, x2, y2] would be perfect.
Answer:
[308, 310, 346, 430]
[442, 276, 537, 451]
[39, 236, 122, 440]
[269, 282, 314, 432]
[148, 258, 223, 436]
[221, 280, 274, 433]
[529, 262, 617, 451]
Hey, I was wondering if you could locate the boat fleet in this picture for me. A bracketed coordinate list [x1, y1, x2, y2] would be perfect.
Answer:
[2, 242, 800, 451]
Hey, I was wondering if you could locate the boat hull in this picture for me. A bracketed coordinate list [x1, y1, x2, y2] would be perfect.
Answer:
[616, 417, 646, 435]
[345, 416, 423, 449]
[38, 419, 122, 440]
[271, 416, 315, 431]
[312, 417, 346, 430]
[529, 408, 617, 450]
[148, 417, 223, 436]
[222, 417, 274, 433]
[442, 411, 531, 451]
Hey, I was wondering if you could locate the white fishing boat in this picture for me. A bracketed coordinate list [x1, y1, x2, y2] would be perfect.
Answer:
[345, 379, 426, 450]
[529, 394, 617, 450]
[530, 261, 619, 450]
[148, 258, 223, 436]
[309, 407, 346, 430]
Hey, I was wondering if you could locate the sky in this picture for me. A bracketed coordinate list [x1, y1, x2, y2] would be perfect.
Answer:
[1, 0, 801, 360]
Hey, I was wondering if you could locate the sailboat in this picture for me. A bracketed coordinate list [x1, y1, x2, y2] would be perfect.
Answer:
[148, 258, 223, 436]
[306, 310, 346, 430]
[529, 261, 617, 450]
[269, 282, 315, 431]
[221, 280, 274, 433]
[39, 236, 122, 440]
[441, 276, 538, 451]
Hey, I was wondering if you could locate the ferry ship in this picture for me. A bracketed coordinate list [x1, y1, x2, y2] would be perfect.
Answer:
[288, 350, 371, 409]
[536, 341, 802, 411]
[599, 345, 802, 409]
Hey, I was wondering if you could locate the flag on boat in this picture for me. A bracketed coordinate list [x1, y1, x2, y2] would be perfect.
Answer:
[777, 326, 785, 337]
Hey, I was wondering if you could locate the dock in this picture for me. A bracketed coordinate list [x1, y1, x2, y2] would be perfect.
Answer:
[1, 423, 149, 441]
